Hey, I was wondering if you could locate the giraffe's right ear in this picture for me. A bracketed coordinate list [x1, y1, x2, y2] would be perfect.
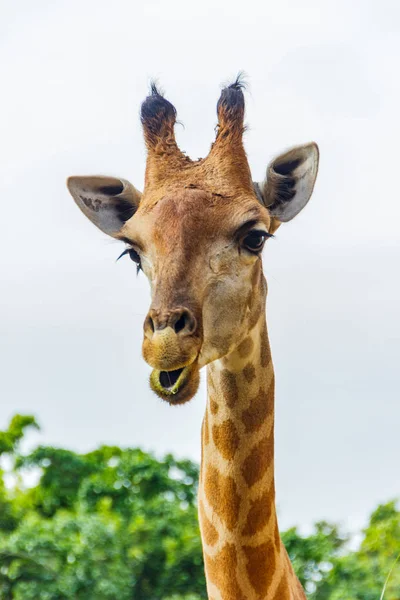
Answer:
[67, 176, 141, 237]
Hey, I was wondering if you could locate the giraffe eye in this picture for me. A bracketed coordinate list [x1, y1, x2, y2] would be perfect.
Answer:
[242, 231, 269, 253]
[117, 248, 142, 272]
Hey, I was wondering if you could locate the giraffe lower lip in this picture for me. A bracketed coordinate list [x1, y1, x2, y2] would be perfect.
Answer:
[149, 362, 200, 404]
[150, 365, 191, 397]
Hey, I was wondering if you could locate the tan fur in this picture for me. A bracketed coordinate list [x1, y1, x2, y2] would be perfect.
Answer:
[67, 81, 319, 599]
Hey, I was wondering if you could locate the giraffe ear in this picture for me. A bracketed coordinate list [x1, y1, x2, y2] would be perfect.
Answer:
[255, 143, 319, 225]
[67, 175, 141, 236]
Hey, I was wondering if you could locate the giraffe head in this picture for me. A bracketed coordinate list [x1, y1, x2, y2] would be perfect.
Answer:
[67, 78, 319, 405]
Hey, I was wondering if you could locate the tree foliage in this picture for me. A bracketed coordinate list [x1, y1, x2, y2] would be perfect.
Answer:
[0, 415, 398, 599]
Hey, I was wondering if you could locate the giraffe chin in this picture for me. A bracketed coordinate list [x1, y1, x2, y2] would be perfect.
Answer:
[150, 363, 200, 405]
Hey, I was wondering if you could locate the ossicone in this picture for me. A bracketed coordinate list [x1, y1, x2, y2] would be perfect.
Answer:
[215, 73, 247, 139]
[140, 82, 180, 153]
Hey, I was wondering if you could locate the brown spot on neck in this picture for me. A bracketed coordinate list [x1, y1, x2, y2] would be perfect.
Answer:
[243, 541, 276, 597]
[212, 419, 240, 460]
[242, 433, 274, 488]
[242, 377, 274, 433]
[241, 487, 274, 537]
[243, 362, 256, 383]
[210, 398, 219, 415]
[204, 543, 246, 600]
[204, 465, 240, 531]
[260, 323, 271, 368]
[220, 369, 239, 408]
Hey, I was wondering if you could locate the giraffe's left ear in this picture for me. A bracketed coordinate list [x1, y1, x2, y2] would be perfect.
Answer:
[255, 143, 319, 231]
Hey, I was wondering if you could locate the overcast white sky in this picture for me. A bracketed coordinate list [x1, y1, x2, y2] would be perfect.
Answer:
[1, 0, 399, 534]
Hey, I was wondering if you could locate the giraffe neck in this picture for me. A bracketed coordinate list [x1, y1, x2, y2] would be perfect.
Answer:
[198, 316, 305, 600]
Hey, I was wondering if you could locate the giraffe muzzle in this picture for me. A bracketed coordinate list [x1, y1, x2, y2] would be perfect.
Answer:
[142, 309, 202, 404]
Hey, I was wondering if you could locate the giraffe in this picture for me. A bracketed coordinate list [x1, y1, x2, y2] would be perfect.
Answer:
[67, 78, 319, 599]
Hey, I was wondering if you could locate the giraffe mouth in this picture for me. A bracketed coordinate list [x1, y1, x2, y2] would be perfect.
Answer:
[160, 367, 185, 389]
[150, 362, 200, 405]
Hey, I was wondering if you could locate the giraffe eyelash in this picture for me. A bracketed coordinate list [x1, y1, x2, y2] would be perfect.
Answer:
[116, 247, 142, 274]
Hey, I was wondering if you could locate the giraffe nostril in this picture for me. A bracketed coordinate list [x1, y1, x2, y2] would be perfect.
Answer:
[172, 309, 197, 335]
[144, 314, 156, 339]
[174, 313, 187, 334]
